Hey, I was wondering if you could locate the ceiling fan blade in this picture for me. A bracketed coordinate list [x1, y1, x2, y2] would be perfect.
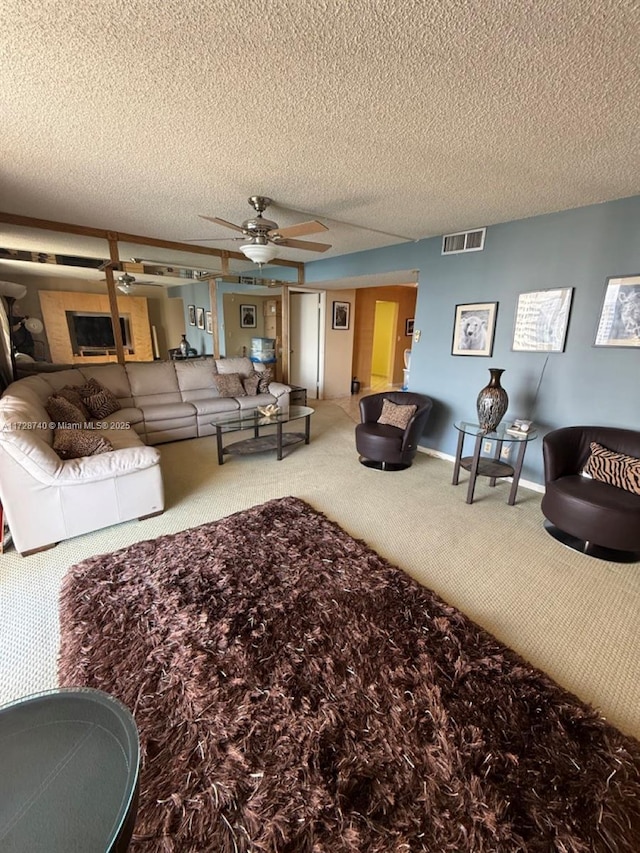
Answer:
[199, 215, 245, 233]
[275, 238, 332, 253]
[181, 236, 243, 243]
[269, 220, 328, 239]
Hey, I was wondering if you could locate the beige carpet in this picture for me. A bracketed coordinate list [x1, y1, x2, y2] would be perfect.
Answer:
[1, 401, 639, 741]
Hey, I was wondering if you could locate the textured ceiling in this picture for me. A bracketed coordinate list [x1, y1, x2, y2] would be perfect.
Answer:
[2, 0, 640, 270]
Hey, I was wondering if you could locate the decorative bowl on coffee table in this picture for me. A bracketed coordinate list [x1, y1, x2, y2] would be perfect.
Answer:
[257, 404, 279, 418]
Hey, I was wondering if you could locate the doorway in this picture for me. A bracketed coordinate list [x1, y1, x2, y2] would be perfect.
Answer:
[370, 300, 399, 389]
[289, 291, 323, 399]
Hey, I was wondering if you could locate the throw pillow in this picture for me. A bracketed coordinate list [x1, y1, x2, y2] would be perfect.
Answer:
[57, 385, 90, 418]
[584, 442, 640, 496]
[77, 377, 103, 397]
[77, 378, 121, 419]
[255, 367, 273, 394]
[377, 399, 418, 430]
[242, 374, 261, 396]
[45, 395, 86, 426]
[212, 372, 246, 397]
[52, 429, 113, 460]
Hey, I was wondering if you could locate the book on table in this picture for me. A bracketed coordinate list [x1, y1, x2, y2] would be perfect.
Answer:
[506, 418, 533, 436]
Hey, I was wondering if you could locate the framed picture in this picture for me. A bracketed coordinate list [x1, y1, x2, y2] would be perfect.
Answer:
[196, 307, 205, 330]
[240, 304, 257, 328]
[594, 275, 640, 348]
[332, 300, 350, 330]
[405, 318, 415, 336]
[205, 310, 213, 334]
[512, 288, 573, 352]
[188, 305, 196, 326]
[451, 302, 498, 357]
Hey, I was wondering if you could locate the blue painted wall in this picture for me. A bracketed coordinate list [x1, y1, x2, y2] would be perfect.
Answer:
[306, 195, 640, 485]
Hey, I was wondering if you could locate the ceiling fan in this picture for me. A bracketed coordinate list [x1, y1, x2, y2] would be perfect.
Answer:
[101, 272, 164, 294]
[197, 196, 332, 264]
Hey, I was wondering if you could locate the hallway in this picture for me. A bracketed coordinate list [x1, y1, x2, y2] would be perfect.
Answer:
[331, 374, 397, 423]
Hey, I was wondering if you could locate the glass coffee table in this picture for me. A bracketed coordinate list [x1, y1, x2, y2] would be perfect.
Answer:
[452, 420, 538, 505]
[211, 405, 315, 464]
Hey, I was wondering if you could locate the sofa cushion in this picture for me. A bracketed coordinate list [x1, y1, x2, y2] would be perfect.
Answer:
[36, 369, 87, 395]
[141, 401, 196, 423]
[46, 395, 86, 425]
[174, 358, 218, 393]
[213, 373, 246, 397]
[377, 399, 417, 430]
[52, 428, 113, 460]
[237, 393, 278, 410]
[215, 357, 254, 378]
[585, 442, 640, 496]
[79, 364, 132, 400]
[126, 362, 180, 398]
[99, 406, 144, 427]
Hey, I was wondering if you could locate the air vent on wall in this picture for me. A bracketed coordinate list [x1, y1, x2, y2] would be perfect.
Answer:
[442, 228, 486, 255]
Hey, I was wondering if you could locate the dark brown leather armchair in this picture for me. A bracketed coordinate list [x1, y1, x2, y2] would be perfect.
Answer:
[355, 391, 433, 471]
[541, 426, 640, 561]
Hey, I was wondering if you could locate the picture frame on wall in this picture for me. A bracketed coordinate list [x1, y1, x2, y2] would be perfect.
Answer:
[188, 304, 196, 326]
[205, 310, 213, 334]
[451, 302, 497, 356]
[240, 304, 257, 329]
[512, 287, 573, 352]
[405, 318, 415, 336]
[196, 307, 205, 330]
[594, 274, 640, 348]
[332, 301, 350, 330]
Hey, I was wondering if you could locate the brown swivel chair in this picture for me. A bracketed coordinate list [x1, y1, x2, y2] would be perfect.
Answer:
[541, 426, 640, 562]
[355, 391, 433, 471]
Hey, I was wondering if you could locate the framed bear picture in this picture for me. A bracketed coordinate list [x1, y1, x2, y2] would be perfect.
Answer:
[451, 302, 498, 357]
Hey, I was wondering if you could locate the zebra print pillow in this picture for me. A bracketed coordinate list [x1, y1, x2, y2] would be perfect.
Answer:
[585, 442, 640, 496]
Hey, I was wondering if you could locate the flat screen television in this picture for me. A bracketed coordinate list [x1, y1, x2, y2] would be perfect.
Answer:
[66, 311, 133, 355]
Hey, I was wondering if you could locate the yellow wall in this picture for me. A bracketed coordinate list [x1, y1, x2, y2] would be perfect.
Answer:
[371, 301, 397, 376]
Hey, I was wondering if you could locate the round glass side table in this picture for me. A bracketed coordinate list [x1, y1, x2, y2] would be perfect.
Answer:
[452, 421, 538, 505]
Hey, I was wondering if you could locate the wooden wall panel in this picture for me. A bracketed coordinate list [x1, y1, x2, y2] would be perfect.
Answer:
[39, 290, 153, 364]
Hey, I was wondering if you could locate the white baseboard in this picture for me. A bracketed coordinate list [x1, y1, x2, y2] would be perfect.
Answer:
[417, 445, 544, 494]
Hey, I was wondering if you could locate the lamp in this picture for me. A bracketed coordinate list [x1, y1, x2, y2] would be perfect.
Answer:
[240, 240, 278, 265]
[0, 280, 28, 381]
[24, 317, 44, 335]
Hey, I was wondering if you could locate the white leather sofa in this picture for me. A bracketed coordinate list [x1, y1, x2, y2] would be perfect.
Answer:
[0, 357, 290, 555]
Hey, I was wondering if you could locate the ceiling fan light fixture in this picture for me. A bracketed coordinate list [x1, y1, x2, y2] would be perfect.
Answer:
[240, 242, 278, 265]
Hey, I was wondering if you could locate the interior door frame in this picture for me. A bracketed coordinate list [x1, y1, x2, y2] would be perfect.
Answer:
[288, 287, 326, 399]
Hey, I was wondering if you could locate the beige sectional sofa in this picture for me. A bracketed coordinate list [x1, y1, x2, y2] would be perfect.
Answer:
[0, 357, 290, 555]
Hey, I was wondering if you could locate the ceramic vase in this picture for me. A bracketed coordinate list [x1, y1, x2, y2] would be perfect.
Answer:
[179, 334, 190, 357]
[476, 368, 508, 433]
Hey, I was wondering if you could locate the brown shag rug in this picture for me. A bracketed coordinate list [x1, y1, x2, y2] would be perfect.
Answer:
[59, 496, 640, 852]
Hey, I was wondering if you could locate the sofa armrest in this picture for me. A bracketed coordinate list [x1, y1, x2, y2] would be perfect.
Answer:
[1, 437, 160, 486]
[54, 445, 161, 484]
[268, 382, 291, 398]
